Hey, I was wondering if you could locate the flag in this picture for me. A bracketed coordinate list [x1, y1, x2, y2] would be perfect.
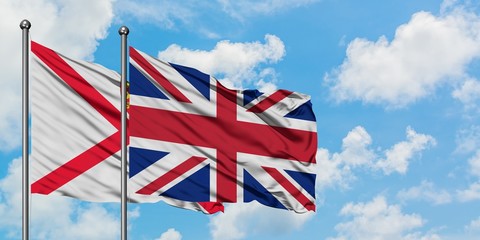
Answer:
[30, 41, 223, 214]
[129, 47, 317, 213]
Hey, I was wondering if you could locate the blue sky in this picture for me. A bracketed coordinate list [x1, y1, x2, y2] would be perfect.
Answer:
[1, 0, 480, 239]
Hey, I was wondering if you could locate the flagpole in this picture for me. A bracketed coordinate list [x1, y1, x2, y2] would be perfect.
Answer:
[20, 19, 31, 240]
[119, 25, 129, 240]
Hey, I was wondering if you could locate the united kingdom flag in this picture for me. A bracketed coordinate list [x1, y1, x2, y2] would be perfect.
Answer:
[128, 47, 317, 213]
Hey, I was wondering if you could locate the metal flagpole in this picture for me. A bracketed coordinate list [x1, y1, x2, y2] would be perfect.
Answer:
[119, 25, 129, 240]
[20, 19, 31, 240]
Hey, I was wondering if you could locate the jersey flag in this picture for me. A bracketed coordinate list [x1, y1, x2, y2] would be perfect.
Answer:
[30, 41, 223, 214]
[129, 47, 318, 213]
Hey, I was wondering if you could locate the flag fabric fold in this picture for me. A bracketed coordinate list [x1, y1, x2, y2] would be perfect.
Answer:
[30, 41, 223, 214]
[128, 47, 317, 213]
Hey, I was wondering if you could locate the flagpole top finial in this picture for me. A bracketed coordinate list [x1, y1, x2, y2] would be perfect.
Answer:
[19, 20, 31, 30]
[119, 26, 129, 36]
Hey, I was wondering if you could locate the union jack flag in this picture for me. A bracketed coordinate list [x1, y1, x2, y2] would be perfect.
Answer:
[128, 47, 317, 213]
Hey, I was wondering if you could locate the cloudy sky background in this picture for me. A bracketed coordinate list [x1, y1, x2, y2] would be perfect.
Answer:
[1, 0, 480, 239]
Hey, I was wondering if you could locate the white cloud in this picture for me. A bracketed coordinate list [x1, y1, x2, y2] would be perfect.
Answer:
[455, 125, 480, 154]
[457, 182, 480, 202]
[452, 78, 480, 111]
[397, 181, 452, 205]
[440, 0, 460, 13]
[42, 203, 119, 240]
[217, 0, 319, 21]
[126, 206, 141, 233]
[468, 150, 480, 178]
[328, 196, 430, 240]
[375, 127, 436, 175]
[326, 8, 480, 108]
[128, 206, 140, 219]
[315, 148, 354, 191]
[155, 228, 182, 240]
[0, 0, 114, 151]
[316, 126, 436, 192]
[465, 217, 480, 233]
[338, 126, 377, 167]
[209, 202, 314, 240]
[403, 232, 442, 240]
[456, 148, 480, 202]
[315, 126, 375, 191]
[0, 158, 119, 239]
[434, 216, 480, 240]
[158, 34, 285, 91]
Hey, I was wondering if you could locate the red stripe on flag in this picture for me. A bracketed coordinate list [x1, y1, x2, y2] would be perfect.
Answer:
[199, 202, 224, 214]
[129, 47, 191, 103]
[262, 166, 315, 211]
[31, 41, 120, 130]
[215, 84, 239, 202]
[129, 106, 317, 163]
[136, 156, 208, 195]
[247, 90, 293, 113]
[31, 132, 121, 194]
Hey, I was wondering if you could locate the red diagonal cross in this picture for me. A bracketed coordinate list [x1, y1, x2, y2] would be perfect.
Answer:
[129, 82, 317, 203]
[31, 41, 121, 194]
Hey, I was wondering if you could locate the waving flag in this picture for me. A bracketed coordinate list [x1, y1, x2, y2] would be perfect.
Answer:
[30, 41, 222, 214]
[129, 47, 317, 213]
